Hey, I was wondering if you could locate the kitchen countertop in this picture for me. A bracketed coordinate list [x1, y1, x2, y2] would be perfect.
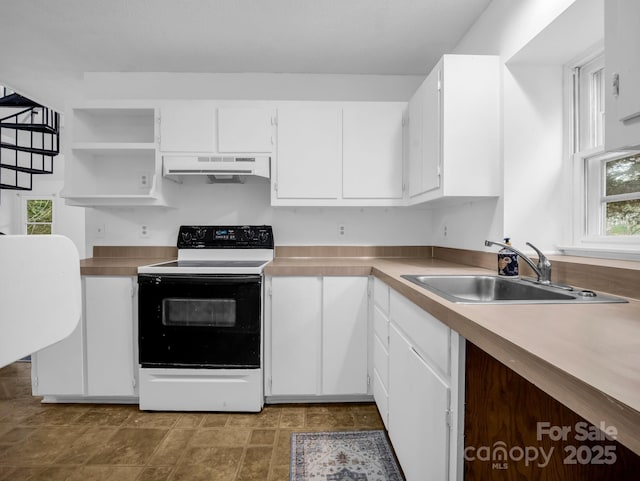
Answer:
[266, 256, 640, 456]
[80, 248, 640, 455]
[80, 246, 177, 276]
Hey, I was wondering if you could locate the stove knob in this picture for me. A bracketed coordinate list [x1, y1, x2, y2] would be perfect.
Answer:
[258, 231, 269, 243]
[195, 228, 205, 240]
[181, 232, 192, 243]
[244, 229, 255, 240]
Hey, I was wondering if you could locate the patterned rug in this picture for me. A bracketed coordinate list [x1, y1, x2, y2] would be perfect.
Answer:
[290, 430, 404, 481]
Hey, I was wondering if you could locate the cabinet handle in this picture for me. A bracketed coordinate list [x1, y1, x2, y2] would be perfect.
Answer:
[612, 73, 620, 98]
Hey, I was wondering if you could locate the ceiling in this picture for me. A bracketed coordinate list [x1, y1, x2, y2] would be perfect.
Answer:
[0, 0, 491, 108]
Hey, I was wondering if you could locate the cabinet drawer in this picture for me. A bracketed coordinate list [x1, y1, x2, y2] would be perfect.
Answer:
[373, 277, 390, 313]
[373, 332, 389, 389]
[372, 369, 389, 431]
[373, 305, 389, 346]
[389, 289, 450, 378]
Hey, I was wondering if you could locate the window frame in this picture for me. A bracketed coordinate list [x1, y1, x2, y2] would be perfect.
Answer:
[564, 47, 640, 259]
[20, 194, 55, 236]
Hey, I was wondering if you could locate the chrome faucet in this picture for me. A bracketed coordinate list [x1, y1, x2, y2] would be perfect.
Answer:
[484, 240, 552, 284]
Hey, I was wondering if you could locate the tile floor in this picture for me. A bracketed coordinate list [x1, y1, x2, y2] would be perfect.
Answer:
[0, 362, 385, 480]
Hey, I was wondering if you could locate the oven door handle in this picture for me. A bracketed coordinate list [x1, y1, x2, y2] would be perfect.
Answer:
[138, 274, 262, 285]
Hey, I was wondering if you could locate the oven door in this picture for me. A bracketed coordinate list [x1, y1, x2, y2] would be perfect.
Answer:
[138, 274, 261, 368]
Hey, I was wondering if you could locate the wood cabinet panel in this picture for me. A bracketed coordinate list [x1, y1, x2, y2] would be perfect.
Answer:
[465, 342, 640, 480]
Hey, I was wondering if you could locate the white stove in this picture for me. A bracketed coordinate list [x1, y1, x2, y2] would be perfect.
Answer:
[136, 225, 273, 412]
[139, 225, 274, 275]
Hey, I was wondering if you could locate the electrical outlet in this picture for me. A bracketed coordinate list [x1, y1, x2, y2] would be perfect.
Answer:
[138, 172, 150, 189]
[95, 224, 106, 238]
[140, 225, 149, 238]
[338, 224, 346, 237]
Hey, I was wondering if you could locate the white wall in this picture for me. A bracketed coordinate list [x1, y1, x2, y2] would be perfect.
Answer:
[86, 179, 432, 250]
[80, 72, 432, 253]
[429, 0, 589, 254]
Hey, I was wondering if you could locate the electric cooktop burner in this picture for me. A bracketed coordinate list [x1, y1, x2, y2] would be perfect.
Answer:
[138, 225, 274, 275]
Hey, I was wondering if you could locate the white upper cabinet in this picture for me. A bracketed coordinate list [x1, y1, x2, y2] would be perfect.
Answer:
[342, 103, 405, 200]
[408, 55, 500, 205]
[160, 102, 216, 153]
[605, 0, 640, 151]
[61, 104, 168, 207]
[217, 107, 274, 153]
[273, 105, 342, 201]
[272, 102, 406, 206]
[409, 70, 441, 197]
[160, 103, 274, 154]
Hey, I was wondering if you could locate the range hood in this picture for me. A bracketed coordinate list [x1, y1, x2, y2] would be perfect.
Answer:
[163, 155, 270, 184]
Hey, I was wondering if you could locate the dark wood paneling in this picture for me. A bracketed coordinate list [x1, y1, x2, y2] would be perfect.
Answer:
[464, 342, 640, 480]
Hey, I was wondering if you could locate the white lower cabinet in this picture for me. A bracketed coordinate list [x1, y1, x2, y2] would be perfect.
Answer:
[266, 276, 369, 399]
[372, 278, 391, 429]
[31, 319, 85, 396]
[84, 276, 137, 397]
[384, 284, 464, 481]
[31, 276, 138, 401]
[389, 323, 450, 481]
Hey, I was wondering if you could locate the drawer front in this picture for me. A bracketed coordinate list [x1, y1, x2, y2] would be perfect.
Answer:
[373, 305, 389, 347]
[372, 369, 389, 431]
[373, 277, 390, 313]
[373, 332, 389, 389]
[389, 289, 450, 378]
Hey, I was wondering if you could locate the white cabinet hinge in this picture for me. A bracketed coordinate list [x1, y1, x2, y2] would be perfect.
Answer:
[33, 376, 38, 387]
[132, 378, 137, 388]
[367, 374, 371, 386]
[274, 182, 278, 193]
[612, 73, 620, 97]
[446, 409, 453, 429]
[267, 286, 272, 298]
[272, 116, 278, 126]
[401, 116, 406, 127]
[402, 183, 406, 192]
[367, 286, 372, 298]
[437, 78, 442, 92]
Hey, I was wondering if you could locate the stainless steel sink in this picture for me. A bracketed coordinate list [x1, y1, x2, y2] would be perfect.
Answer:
[401, 275, 628, 304]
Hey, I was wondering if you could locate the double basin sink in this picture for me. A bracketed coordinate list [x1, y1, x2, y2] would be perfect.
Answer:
[401, 275, 627, 304]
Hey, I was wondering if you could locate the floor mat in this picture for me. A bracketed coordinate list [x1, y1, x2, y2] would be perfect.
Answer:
[290, 430, 404, 481]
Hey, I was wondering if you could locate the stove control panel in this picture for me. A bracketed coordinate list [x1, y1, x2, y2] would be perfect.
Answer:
[177, 225, 273, 249]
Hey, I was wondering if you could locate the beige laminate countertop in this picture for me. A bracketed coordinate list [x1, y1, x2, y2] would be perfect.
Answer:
[266, 256, 640, 456]
[80, 257, 174, 276]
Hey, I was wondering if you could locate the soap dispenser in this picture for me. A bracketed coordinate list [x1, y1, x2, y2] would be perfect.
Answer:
[497, 238, 519, 277]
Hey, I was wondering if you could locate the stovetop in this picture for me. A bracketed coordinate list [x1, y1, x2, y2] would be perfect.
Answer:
[138, 225, 274, 275]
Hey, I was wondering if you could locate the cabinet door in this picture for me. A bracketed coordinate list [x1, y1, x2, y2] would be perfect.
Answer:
[85, 276, 136, 397]
[160, 103, 215, 152]
[408, 68, 441, 199]
[610, 0, 640, 123]
[342, 104, 404, 199]
[389, 324, 450, 481]
[270, 276, 322, 395]
[217, 107, 273, 153]
[408, 82, 424, 197]
[421, 64, 442, 195]
[605, 0, 640, 150]
[275, 107, 341, 199]
[32, 321, 84, 396]
[322, 277, 369, 395]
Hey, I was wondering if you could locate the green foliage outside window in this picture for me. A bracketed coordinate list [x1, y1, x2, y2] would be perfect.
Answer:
[605, 154, 640, 236]
[26, 199, 53, 235]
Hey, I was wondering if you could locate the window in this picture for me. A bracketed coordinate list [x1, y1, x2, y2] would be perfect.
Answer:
[22, 197, 54, 235]
[571, 50, 640, 253]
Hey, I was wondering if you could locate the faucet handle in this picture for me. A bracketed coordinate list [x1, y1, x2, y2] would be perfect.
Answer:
[525, 242, 552, 282]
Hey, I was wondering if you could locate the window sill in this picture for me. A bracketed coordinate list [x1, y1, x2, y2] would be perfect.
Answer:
[557, 244, 640, 262]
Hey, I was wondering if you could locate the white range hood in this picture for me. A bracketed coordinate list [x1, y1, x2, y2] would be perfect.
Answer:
[163, 155, 270, 183]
